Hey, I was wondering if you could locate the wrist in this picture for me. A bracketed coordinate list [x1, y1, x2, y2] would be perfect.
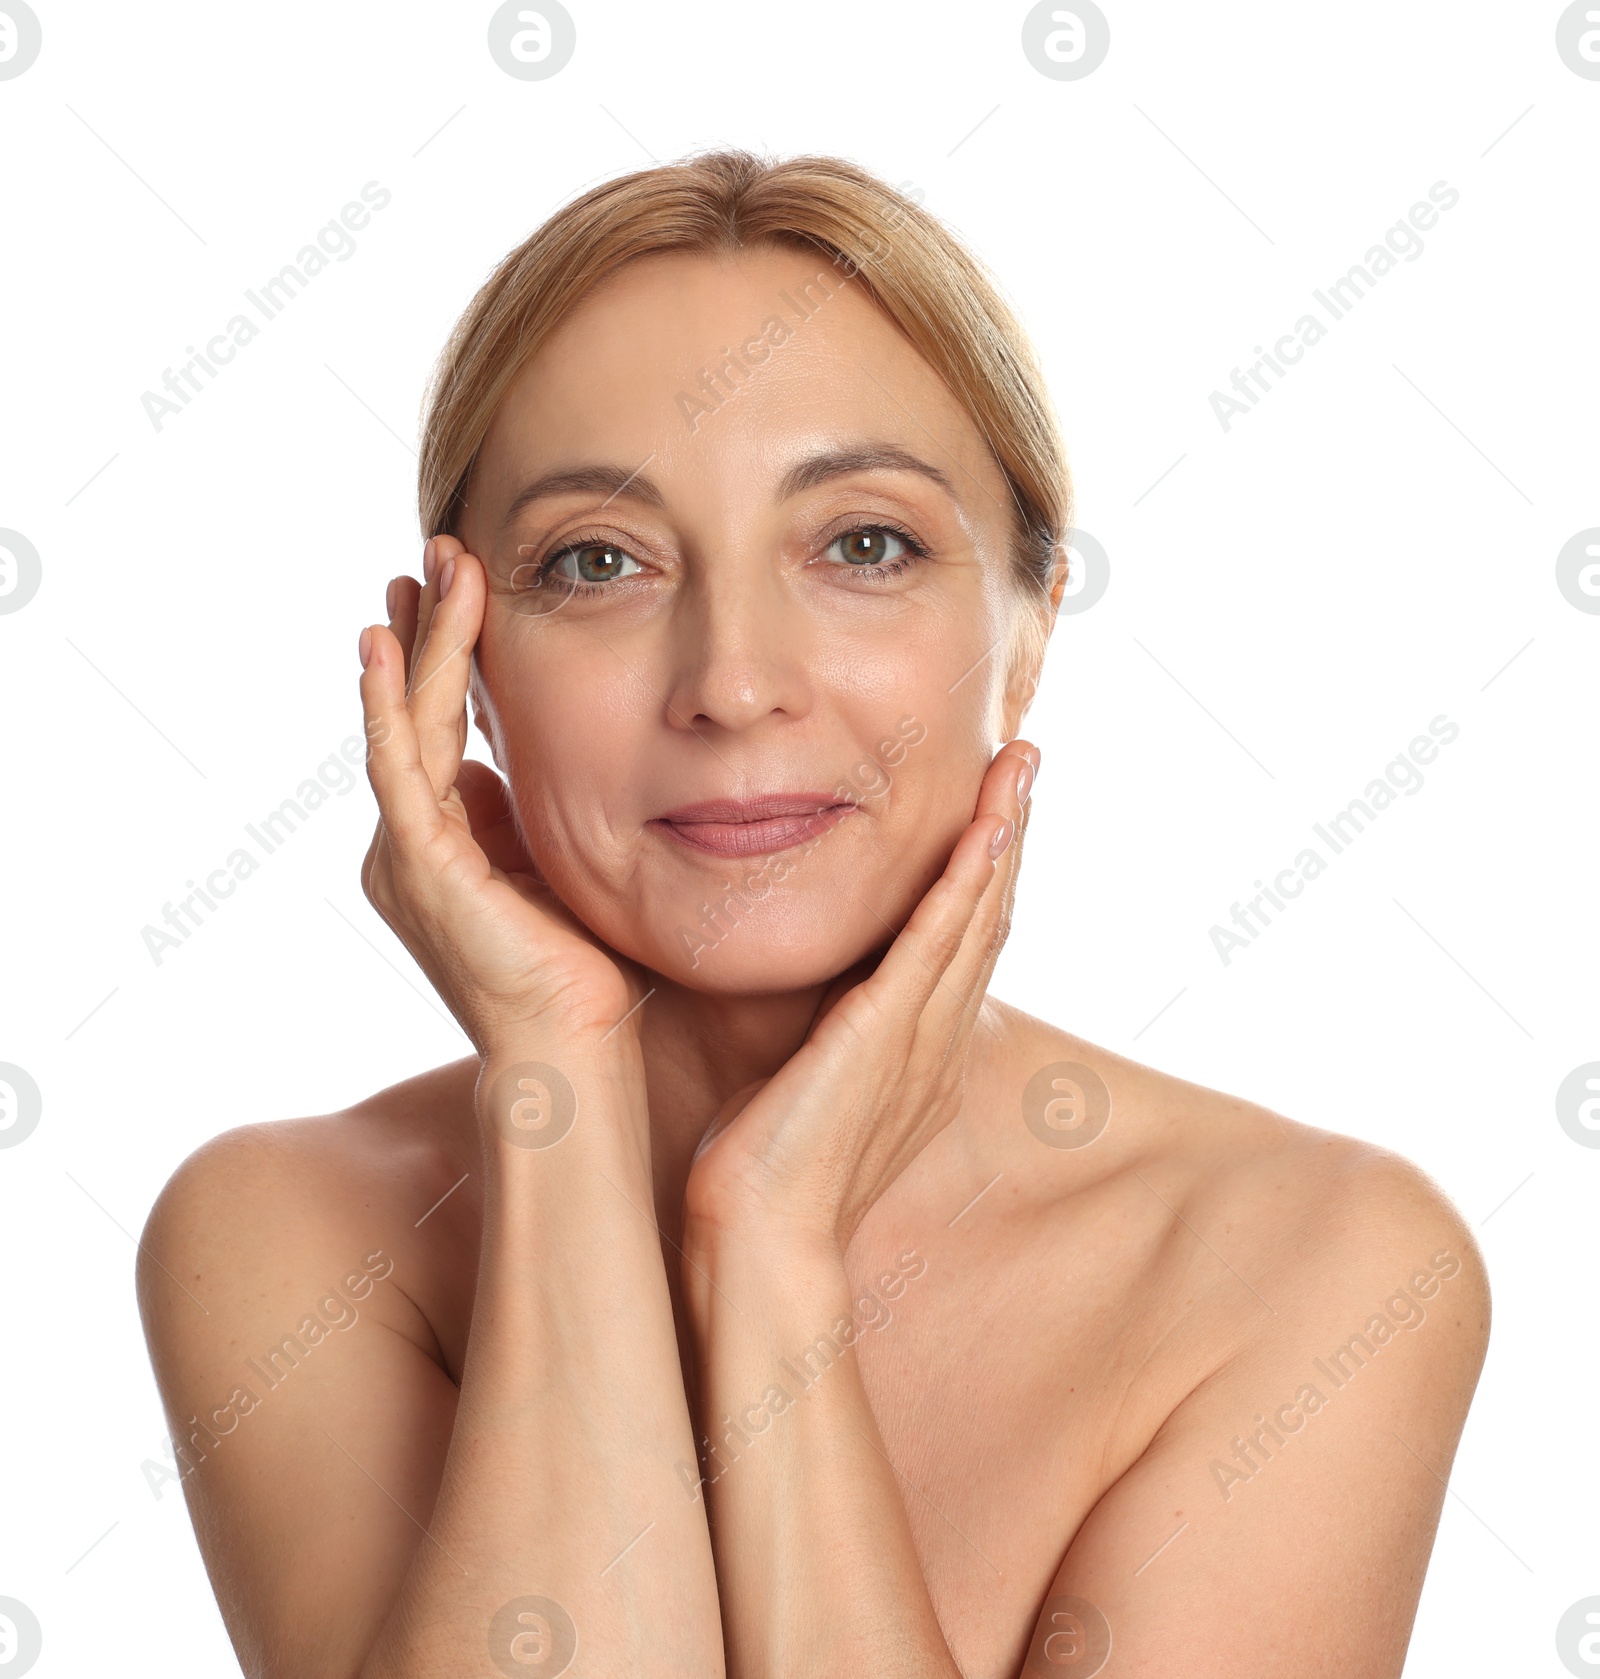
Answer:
[476, 1034, 648, 1162]
[682, 1198, 845, 1282]
[683, 1150, 862, 1266]
[681, 1210, 852, 1361]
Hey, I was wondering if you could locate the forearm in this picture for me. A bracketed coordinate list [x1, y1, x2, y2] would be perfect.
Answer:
[684, 1219, 959, 1679]
[360, 1039, 723, 1677]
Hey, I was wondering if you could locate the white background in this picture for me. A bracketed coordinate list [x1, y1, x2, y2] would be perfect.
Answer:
[1, 2, 1596, 1673]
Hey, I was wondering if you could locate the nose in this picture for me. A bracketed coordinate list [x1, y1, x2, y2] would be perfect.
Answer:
[660, 552, 813, 737]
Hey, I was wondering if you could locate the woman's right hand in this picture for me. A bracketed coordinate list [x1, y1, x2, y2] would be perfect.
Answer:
[358, 534, 641, 1057]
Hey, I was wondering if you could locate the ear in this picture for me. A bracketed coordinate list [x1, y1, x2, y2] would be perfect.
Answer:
[1047, 539, 1070, 612]
[998, 547, 1065, 737]
[999, 663, 1037, 740]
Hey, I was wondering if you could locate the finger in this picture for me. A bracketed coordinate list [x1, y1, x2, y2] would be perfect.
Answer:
[361, 568, 426, 903]
[964, 739, 1038, 934]
[850, 796, 1006, 1040]
[854, 740, 1034, 1056]
[863, 740, 1036, 1010]
[407, 532, 465, 684]
[407, 539, 483, 799]
[407, 533, 470, 680]
[925, 741, 1039, 1039]
[387, 571, 421, 685]
[975, 737, 1038, 827]
[805, 950, 883, 1036]
[454, 759, 541, 879]
[358, 620, 455, 850]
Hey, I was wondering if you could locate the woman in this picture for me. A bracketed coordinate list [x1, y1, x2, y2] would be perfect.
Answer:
[138, 150, 1489, 1678]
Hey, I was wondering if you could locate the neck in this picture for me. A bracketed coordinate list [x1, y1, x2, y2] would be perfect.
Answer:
[635, 975, 829, 1228]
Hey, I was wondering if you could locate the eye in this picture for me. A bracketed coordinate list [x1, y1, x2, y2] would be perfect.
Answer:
[824, 524, 926, 573]
[543, 540, 643, 586]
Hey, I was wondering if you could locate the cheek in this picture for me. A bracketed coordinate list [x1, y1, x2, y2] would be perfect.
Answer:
[770, 616, 1003, 929]
[483, 630, 648, 872]
[474, 596, 1006, 983]
[827, 607, 992, 751]
[842, 686, 996, 910]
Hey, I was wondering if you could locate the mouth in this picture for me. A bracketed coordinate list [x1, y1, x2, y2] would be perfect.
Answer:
[648, 793, 858, 859]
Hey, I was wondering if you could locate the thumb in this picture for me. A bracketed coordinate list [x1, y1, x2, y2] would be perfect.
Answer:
[808, 952, 882, 1036]
[690, 1077, 773, 1165]
[454, 759, 543, 882]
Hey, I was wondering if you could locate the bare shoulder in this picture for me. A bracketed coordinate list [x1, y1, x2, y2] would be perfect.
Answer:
[134, 1061, 480, 1677]
[987, 999, 1490, 1363]
[1000, 1004, 1493, 1674]
[136, 1058, 479, 1357]
[1137, 1044, 1491, 1346]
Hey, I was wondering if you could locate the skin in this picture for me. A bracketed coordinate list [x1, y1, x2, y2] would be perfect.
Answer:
[137, 246, 1490, 1679]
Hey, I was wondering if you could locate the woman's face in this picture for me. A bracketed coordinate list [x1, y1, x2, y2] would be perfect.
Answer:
[459, 244, 1046, 993]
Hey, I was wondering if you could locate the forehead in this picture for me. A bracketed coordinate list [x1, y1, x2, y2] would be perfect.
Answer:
[468, 246, 1011, 524]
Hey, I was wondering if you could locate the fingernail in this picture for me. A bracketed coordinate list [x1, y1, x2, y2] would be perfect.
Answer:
[385, 578, 397, 620]
[438, 557, 456, 599]
[423, 537, 438, 584]
[359, 627, 373, 669]
[988, 817, 1014, 859]
[1016, 759, 1034, 804]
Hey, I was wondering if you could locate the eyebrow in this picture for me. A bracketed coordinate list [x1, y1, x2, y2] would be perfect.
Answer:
[497, 443, 958, 531]
[776, 444, 956, 502]
[499, 463, 666, 529]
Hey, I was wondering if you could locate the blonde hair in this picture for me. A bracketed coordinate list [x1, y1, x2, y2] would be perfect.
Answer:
[417, 148, 1071, 606]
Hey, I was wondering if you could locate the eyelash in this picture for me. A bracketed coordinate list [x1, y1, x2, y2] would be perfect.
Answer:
[527, 533, 642, 600]
[525, 520, 932, 599]
[823, 521, 931, 583]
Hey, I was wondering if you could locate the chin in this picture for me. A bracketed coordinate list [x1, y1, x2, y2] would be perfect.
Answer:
[626, 896, 892, 995]
[539, 818, 943, 995]
[664, 935, 881, 997]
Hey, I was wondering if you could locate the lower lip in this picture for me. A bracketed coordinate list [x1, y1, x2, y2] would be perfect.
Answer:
[650, 804, 856, 858]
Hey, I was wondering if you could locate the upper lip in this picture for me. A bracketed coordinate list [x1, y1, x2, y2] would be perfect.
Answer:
[653, 793, 856, 824]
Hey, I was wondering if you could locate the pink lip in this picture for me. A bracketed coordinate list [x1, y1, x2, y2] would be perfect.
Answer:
[649, 793, 857, 858]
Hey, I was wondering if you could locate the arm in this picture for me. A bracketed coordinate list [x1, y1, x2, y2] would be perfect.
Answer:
[139, 1053, 720, 1678]
[679, 1127, 1487, 1679]
[682, 1223, 955, 1677]
[369, 1031, 722, 1675]
[680, 741, 1037, 1677]
[139, 536, 724, 1677]
[680, 722, 1489, 1677]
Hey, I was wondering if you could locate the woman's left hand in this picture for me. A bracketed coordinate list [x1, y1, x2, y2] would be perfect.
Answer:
[684, 738, 1039, 1252]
